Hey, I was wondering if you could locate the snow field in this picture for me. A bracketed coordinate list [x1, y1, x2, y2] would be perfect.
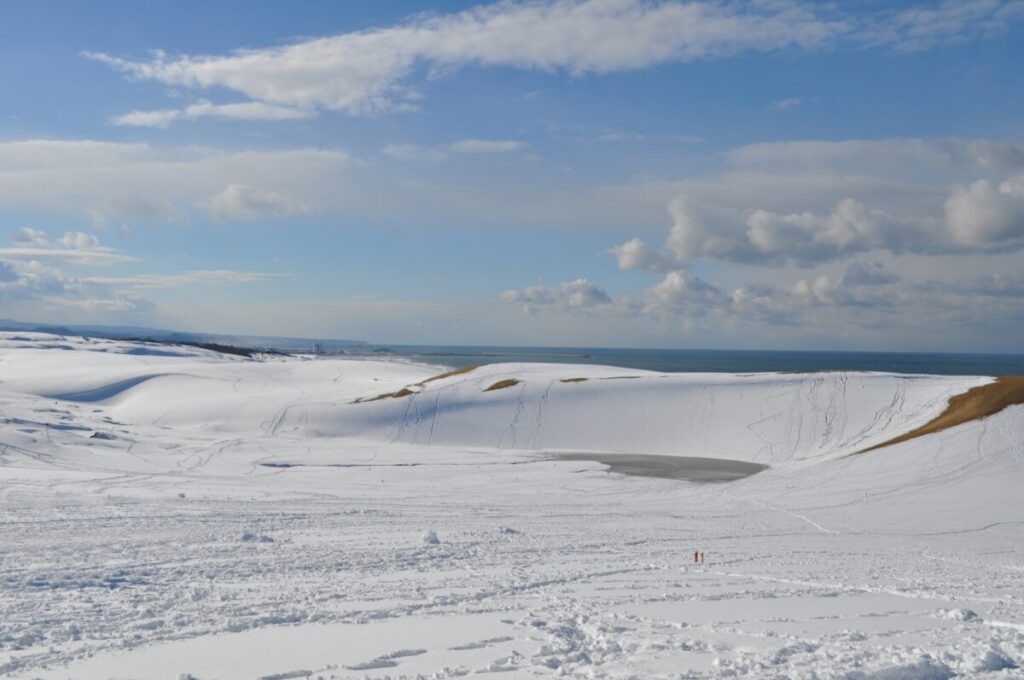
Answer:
[0, 333, 1020, 678]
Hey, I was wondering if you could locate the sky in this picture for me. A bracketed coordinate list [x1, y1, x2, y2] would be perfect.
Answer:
[1, 0, 1023, 352]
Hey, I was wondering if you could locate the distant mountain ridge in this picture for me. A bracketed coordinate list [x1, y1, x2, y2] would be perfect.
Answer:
[0, 319, 368, 353]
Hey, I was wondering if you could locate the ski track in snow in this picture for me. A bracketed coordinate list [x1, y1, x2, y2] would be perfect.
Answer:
[0, 333, 1020, 679]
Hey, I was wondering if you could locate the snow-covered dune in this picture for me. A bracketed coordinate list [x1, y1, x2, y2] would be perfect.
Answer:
[0, 334, 988, 467]
[1, 333, 1022, 679]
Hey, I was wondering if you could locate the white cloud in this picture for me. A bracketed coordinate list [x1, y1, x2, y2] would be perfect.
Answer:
[726, 138, 1024, 177]
[86, 1, 847, 117]
[83, 270, 287, 289]
[58, 231, 102, 250]
[860, 0, 1024, 52]
[0, 140, 351, 225]
[500, 270, 726, 320]
[608, 238, 675, 273]
[1, 228, 129, 265]
[501, 278, 611, 313]
[381, 144, 447, 163]
[643, 167, 1024, 267]
[113, 109, 182, 128]
[596, 130, 704, 144]
[945, 174, 1024, 247]
[10, 227, 48, 247]
[113, 100, 315, 128]
[43, 295, 143, 312]
[87, 1, 1024, 123]
[382, 139, 526, 162]
[0, 251, 286, 324]
[449, 139, 525, 154]
[643, 270, 726, 315]
[840, 260, 901, 287]
[201, 184, 314, 223]
[768, 97, 801, 111]
[0, 247, 134, 265]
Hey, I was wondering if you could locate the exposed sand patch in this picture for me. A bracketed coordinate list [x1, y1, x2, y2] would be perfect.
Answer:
[484, 379, 521, 392]
[861, 376, 1024, 453]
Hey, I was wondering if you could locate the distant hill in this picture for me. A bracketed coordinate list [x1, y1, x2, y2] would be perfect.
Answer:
[0, 318, 368, 354]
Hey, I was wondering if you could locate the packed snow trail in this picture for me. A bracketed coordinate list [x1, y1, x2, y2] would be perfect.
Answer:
[0, 333, 1021, 679]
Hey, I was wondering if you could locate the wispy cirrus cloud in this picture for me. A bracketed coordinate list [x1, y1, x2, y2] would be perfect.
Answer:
[767, 97, 802, 111]
[383, 139, 526, 162]
[85, 0, 1024, 123]
[113, 100, 315, 128]
[82, 270, 288, 289]
[0, 140, 351, 225]
[85, 0, 846, 118]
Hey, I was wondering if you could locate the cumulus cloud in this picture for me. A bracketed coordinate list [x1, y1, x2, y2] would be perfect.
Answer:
[640, 169, 1024, 267]
[501, 257, 940, 337]
[500, 269, 727, 320]
[945, 174, 1024, 247]
[643, 270, 726, 315]
[501, 278, 611, 313]
[608, 238, 675, 273]
[201, 184, 314, 222]
[58, 231, 102, 250]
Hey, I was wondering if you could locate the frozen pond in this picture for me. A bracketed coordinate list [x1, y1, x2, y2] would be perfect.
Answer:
[556, 453, 769, 482]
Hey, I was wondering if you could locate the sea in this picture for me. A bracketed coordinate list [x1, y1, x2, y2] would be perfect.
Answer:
[338, 345, 1024, 377]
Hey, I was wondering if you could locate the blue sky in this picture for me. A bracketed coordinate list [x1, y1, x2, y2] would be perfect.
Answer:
[2, 1, 1023, 351]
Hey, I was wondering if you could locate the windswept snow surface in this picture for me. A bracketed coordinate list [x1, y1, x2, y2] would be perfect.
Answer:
[0, 333, 1021, 679]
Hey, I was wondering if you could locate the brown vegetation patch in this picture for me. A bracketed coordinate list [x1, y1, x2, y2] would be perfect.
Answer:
[860, 376, 1024, 453]
[560, 377, 588, 383]
[352, 387, 415, 404]
[418, 365, 479, 385]
[353, 366, 480, 404]
[484, 378, 521, 392]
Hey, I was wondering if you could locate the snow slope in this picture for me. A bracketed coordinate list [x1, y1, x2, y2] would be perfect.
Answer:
[0, 333, 1021, 679]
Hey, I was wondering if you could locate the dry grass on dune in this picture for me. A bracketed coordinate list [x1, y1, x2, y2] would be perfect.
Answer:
[484, 379, 521, 392]
[418, 365, 479, 385]
[352, 366, 480, 404]
[352, 388, 415, 403]
[861, 376, 1024, 453]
